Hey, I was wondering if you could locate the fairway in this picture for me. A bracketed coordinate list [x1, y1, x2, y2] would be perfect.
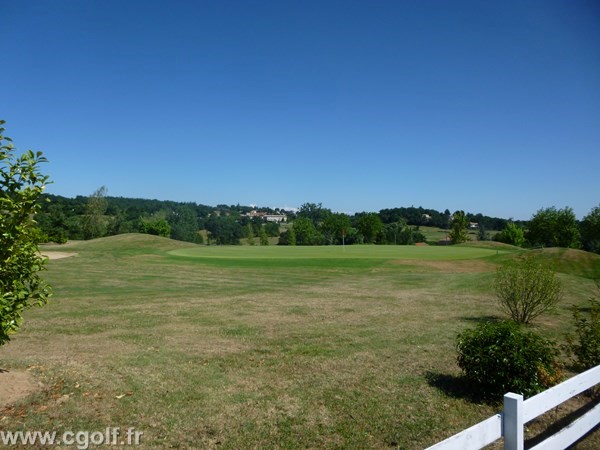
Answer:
[1, 234, 598, 449]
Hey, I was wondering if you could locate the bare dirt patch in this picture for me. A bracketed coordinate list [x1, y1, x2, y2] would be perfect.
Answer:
[0, 370, 38, 408]
[41, 251, 78, 260]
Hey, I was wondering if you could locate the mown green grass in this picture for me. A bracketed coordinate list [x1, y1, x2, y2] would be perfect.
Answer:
[169, 244, 511, 270]
[1, 234, 599, 449]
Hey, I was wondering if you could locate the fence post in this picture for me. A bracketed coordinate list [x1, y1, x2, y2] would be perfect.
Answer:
[504, 393, 524, 450]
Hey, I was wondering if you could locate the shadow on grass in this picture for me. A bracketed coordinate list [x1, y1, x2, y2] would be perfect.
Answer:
[425, 371, 499, 405]
[426, 375, 600, 447]
[524, 392, 600, 449]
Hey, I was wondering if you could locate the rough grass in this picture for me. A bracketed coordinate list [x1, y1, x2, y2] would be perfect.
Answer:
[419, 226, 500, 243]
[1, 234, 599, 449]
[418, 226, 450, 243]
[529, 248, 600, 279]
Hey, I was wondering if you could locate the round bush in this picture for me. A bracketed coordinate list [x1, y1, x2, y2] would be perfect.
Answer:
[456, 321, 560, 399]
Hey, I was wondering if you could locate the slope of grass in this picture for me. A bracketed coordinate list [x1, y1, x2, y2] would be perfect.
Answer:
[419, 226, 449, 243]
[1, 235, 598, 449]
[41, 232, 196, 253]
[459, 240, 523, 251]
[529, 248, 600, 279]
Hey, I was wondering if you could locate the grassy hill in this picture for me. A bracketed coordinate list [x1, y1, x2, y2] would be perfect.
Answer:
[42, 232, 196, 253]
[527, 247, 600, 279]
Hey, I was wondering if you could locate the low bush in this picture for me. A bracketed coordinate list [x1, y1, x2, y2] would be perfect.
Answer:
[494, 256, 562, 324]
[494, 222, 525, 247]
[566, 283, 600, 372]
[456, 321, 561, 399]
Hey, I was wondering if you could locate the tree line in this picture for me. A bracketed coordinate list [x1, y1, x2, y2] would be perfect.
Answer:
[36, 190, 284, 245]
[493, 205, 600, 253]
[278, 203, 427, 246]
[35, 190, 600, 253]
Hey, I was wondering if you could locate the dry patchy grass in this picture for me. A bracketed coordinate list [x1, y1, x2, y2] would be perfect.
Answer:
[1, 235, 599, 448]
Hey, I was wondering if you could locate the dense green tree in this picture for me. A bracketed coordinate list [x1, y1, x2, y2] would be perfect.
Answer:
[342, 227, 362, 245]
[495, 222, 525, 247]
[37, 203, 69, 243]
[246, 223, 255, 245]
[448, 210, 469, 244]
[397, 226, 426, 245]
[380, 220, 406, 245]
[527, 206, 580, 248]
[107, 207, 125, 236]
[251, 217, 264, 236]
[82, 186, 108, 239]
[355, 213, 383, 244]
[140, 215, 171, 237]
[292, 217, 323, 245]
[297, 202, 331, 225]
[378, 206, 507, 231]
[285, 227, 296, 245]
[264, 221, 280, 237]
[321, 213, 351, 245]
[1, 121, 52, 346]
[205, 215, 244, 245]
[62, 215, 83, 240]
[168, 205, 199, 242]
[379, 207, 436, 227]
[477, 223, 489, 241]
[581, 204, 600, 254]
[259, 227, 269, 246]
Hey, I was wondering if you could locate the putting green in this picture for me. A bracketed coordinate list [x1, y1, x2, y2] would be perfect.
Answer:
[169, 245, 508, 262]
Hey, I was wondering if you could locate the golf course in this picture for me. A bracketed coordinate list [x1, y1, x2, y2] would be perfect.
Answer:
[1, 234, 599, 448]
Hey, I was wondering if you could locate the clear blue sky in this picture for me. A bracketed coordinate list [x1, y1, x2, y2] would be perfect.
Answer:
[3, 1, 599, 219]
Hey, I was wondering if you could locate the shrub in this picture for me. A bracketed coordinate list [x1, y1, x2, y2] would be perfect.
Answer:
[396, 227, 426, 245]
[527, 206, 581, 249]
[449, 210, 469, 244]
[495, 222, 525, 247]
[494, 256, 562, 324]
[51, 229, 68, 244]
[566, 283, 600, 371]
[1, 121, 52, 346]
[478, 224, 489, 241]
[456, 321, 561, 399]
[140, 217, 171, 237]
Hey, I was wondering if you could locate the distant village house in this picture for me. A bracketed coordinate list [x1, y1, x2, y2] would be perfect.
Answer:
[244, 210, 287, 223]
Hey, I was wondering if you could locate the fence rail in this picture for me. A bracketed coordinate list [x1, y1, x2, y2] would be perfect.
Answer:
[426, 365, 600, 450]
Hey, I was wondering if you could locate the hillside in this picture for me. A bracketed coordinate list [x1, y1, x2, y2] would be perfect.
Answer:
[41, 233, 196, 255]
[529, 247, 600, 279]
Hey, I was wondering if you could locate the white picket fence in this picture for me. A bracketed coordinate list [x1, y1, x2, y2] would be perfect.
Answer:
[426, 364, 600, 450]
